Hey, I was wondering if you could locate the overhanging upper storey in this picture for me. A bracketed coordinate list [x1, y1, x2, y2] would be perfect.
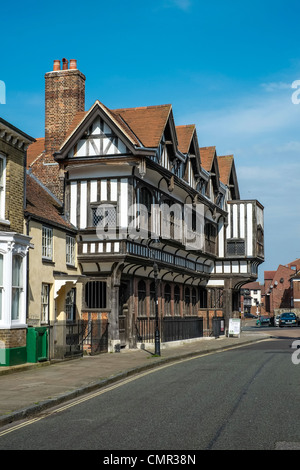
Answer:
[225, 199, 264, 261]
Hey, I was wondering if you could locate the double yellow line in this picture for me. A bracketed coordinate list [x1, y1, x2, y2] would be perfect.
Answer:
[0, 342, 265, 438]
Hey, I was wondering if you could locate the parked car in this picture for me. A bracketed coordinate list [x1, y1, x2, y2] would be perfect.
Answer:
[256, 315, 271, 326]
[278, 312, 298, 327]
[274, 315, 280, 327]
[244, 312, 257, 319]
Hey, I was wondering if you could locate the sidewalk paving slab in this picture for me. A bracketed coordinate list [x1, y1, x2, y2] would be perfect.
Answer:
[0, 331, 271, 428]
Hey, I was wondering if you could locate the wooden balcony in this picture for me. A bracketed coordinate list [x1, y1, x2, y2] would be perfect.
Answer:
[77, 238, 211, 275]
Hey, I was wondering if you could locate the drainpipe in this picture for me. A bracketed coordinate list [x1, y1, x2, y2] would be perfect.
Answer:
[25, 214, 31, 323]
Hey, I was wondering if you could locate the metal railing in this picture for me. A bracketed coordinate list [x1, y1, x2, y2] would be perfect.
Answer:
[49, 319, 108, 359]
[136, 316, 203, 343]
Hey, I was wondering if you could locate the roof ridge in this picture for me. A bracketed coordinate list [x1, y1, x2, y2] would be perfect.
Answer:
[113, 103, 172, 112]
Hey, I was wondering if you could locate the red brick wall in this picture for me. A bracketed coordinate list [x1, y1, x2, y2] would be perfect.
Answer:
[45, 68, 85, 158]
[267, 265, 293, 315]
[32, 63, 85, 200]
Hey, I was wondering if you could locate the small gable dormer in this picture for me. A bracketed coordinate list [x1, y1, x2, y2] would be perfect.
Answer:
[54, 101, 141, 163]
[177, 125, 201, 190]
[199, 146, 221, 203]
[218, 155, 240, 201]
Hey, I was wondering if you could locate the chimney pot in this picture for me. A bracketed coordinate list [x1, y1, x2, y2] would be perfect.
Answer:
[53, 60, 61, 71]
[62, 58, 68, 70]
[69, 59, 77, 70]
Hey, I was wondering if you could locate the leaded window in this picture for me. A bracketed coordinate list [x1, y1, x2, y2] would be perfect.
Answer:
[227, 240, 245, 256]
[92, 205, 117, 228]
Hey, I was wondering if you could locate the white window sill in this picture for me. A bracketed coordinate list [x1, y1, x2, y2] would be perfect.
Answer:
[0, 323, 27, 329]
[0, 219, 10, 226]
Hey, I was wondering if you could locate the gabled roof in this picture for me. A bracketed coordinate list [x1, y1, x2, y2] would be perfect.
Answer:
[25, 172, 75, 231]
[27, 137, 45, 167]
[176, 125, 196, 154]
[218, 155, 234, 186]
[217, 154, 240, 199]
[58, 101, 141, 152]
[54, 101, 175, 161]
[113, 103, 172, 148]
[199, 146, 216, 172]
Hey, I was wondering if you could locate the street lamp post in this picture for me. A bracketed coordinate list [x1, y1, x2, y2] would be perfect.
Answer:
[153, 260, 160, 356]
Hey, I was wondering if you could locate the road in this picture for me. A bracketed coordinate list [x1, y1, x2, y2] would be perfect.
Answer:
[1, 329, 300, 451]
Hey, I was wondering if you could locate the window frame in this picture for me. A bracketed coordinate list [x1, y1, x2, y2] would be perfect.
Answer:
[84, 281, 107, 309]
[66, 235, 76, 266]
[66, 287, 76, 322]
[11, 254, 23, 322]
[41, 283, 50, 324]
[42, 226, 53, 261]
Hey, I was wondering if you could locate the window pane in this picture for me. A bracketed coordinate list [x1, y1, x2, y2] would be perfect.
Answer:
[41, 284, 49, 323]
[0, 158, 3, 187]
[66, 236, 75, 265]
[66, 288, 76, 321]
[12, 288, 20, 320]
[12, 255, 22, 287]
[42, 227, 53, 260]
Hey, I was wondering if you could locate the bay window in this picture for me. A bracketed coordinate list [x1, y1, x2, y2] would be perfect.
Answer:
[0, 254, 3, 321]
[0, 233, 30, 329]
[12, 255, 23, 321]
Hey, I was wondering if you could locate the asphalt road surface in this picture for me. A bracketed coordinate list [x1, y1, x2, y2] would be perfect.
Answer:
[1, 334, 300, 451]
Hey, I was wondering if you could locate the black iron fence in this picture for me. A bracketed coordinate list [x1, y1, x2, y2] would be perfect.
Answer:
[48, 319, 108, 360]
[136, 316, 203, 343]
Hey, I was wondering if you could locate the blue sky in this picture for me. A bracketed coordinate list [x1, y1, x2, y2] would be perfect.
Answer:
[1, 0, 300, 282]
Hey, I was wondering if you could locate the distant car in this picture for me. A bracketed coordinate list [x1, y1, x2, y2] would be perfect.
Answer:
[279, 312, 298, 327]
[256, 315, 271, 326]
[244, 313, 257, 319]
[274, 315, 280, 327]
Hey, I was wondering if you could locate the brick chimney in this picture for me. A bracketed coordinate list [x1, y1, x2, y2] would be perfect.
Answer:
[44, 58, 85, 159]
[36, 59, 85, 199]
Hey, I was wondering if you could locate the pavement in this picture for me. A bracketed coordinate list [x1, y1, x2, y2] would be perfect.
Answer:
[0, 327, 273, 428]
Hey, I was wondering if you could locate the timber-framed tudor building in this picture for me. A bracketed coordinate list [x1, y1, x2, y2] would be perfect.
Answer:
[1, 58, 265, 362]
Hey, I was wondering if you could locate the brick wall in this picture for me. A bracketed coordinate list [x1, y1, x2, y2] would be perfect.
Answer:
[0, 328, 26, 349]
[0, 139, 25, 234]
[45, 68, 85, 158]
[33, 61, 86, 200]
[267, 265, 293, 315]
